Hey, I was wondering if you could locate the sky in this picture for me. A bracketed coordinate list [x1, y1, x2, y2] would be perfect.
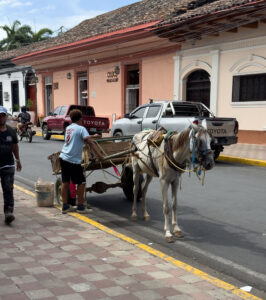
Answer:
[0, 0, 140, 39]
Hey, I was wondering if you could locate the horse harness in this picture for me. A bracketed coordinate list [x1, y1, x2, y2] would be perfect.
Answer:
[164, 132, 186, 172]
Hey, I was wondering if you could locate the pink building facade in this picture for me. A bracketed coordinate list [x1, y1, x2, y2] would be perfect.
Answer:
[11, 0, 266, 143]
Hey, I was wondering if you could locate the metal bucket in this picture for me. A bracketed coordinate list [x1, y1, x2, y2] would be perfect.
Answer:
[35, 182, 54, 207]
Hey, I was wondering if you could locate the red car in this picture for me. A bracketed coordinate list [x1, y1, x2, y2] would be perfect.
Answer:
[41, 105, 110, 140]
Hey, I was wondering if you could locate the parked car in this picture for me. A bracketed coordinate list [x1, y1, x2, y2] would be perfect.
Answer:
[41, 105, 110, 140]
[111, 100, 239, 159]
[6, 113, 18, 131]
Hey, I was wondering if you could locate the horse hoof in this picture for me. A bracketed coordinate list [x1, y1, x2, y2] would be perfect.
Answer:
[131, 215, 137, 221]
[143, 215, 150, 221]
[174, 231, 184, 238]
[166, 236, 174, 243]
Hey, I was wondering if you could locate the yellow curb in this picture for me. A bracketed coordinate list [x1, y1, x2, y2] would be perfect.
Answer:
[218, 155, 266, 168]
[14, 185, 262, 300]
[35, 131, 64, 140]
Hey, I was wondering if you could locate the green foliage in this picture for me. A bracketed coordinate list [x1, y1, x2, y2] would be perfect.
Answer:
[26, 98, 33, 110]
[14, 104, 20, 111]
[0, 20, 53, 51]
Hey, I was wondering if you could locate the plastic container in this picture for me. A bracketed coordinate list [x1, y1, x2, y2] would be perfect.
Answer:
[35, 180, 54, 207]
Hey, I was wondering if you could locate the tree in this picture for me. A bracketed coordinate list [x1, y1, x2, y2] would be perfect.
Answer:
[0, 20, 32, 51]
[0, 20, 53, 51]
[30, 28, 53, 42]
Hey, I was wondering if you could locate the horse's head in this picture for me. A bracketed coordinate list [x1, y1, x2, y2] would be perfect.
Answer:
[190, 124, 214, 170]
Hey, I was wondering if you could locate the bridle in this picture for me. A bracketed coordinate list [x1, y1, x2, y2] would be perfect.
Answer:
[190, 127, 213, 169]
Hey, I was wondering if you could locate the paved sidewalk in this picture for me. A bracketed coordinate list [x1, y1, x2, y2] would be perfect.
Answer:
[0, 187, 259, 300]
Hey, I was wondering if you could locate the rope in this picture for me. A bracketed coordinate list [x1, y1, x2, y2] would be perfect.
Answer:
[146, 136, 206, 185]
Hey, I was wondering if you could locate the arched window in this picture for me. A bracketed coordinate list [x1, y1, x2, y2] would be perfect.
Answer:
[186, 70, 210, 108]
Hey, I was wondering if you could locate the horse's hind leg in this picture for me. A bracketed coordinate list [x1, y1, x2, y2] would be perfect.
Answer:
[141, 175, 152, 221]
[160, 179, 173, 243]
[131, 158, 140, 221]
[171, 177, 184, 238]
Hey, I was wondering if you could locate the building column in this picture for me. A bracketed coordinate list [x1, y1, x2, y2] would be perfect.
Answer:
[173, 54, 181, 100]
[210, 50, 220, 115]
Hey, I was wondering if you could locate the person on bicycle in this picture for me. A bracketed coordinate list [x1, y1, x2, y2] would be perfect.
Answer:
[16, 106, 31, 132]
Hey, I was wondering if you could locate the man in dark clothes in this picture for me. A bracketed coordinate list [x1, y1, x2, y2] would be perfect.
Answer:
[16, 106, 31, 132]
[0, 106, 22, 225]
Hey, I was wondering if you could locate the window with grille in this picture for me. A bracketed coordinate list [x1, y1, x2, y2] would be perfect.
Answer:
[232, 73, 266, 102]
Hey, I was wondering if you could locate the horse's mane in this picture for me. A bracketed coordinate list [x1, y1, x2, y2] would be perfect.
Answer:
[171, 127, 191, 151]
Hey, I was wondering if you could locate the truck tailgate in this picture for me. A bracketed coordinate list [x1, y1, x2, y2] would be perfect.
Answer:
[202, 118, 236, 137]
[82, 116, 109, 130]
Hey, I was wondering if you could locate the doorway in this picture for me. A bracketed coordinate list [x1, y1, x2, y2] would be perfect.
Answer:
[11, 81, 19, 113]
[125, 64, 139, 114]
[45, 76, 52, 115]
[186, 70, 210, 108]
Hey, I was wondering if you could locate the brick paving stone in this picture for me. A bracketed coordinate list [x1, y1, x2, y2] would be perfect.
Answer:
[92, 263, 116, 273]
[180, 274, 205, 283]
[57, 294, 86, 300]
[121, 267, 145, 276]
[148, 270, 173, 279]
[0, 284, 21, 295]
[128, 259, 151, 267]
[11, 275, 37, 284]
[1, 294, 30, 300]
[69, 282, 92, 293]
[93, 279, 117, 288]
[102, 286, 129, 297]
[112, 275, 137, 286]
[142, 279, 169, 289]
[79, 288, 107, 299]
[134, 289, 162, 300]
[157, 287, 183, 297]
[167, 295, 193, 300]
[25, 289, 54, 299]
[81, 273, 107, 281]
[174, 283, 201, 294]
[52, 269, 79, 279]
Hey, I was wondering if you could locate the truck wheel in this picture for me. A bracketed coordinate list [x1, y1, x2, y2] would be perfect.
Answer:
[114, 130, 123, 137]
[42, 124, 51, 140]
[121, 165, 143, 201]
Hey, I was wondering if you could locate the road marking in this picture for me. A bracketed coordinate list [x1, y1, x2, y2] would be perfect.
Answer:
[14, 184, 262, 300]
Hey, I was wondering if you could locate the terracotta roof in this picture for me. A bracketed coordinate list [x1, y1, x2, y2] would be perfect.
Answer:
[157, 0, 265, 25]
[0, 0, 264, 61]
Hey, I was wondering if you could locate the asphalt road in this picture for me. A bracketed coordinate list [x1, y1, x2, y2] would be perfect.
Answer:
[16, 136, 266, 295]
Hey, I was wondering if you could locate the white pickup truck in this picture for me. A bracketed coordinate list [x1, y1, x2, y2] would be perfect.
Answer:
[111, 100, 238, 159]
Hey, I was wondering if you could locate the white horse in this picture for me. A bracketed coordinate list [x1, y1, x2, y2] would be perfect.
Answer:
[131, 125, 215, 242]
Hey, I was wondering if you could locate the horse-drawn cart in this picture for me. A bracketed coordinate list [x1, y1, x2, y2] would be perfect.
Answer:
[48, 136, 142, 205]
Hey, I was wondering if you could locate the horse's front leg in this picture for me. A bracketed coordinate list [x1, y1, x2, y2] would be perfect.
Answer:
[141, 175, 152, 221]
[160, 179, 173, 243]
[171, 177, 184, 238]
[131, 160, 140, 221]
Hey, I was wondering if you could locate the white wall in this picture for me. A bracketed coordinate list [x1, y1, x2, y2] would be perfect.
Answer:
[0, 71, 26, 114]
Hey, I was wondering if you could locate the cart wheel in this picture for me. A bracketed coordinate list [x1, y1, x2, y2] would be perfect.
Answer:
[121, 165, 143, 201]
[55, 178, 76, 206]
